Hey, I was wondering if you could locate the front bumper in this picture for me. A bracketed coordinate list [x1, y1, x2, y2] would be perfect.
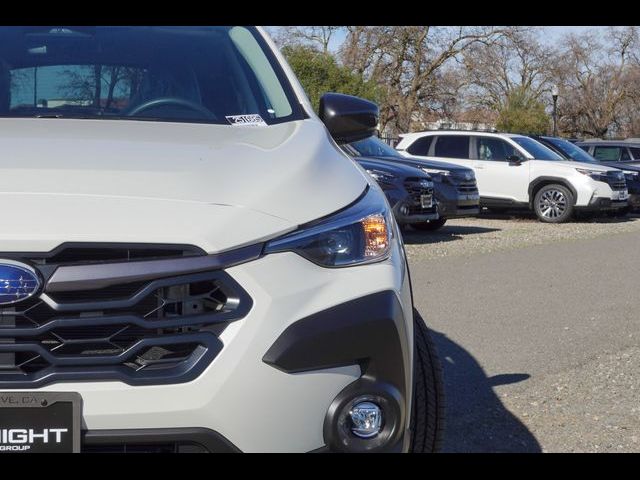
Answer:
[31, 244, 413, 452]
[575, 195, 629, 212]
[435, 187, 480, 218]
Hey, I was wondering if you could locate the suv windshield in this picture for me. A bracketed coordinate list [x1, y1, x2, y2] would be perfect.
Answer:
[543, 137, 599, 164]
[0, 26, 304, 125]
[511, 136, 564, 161]
[349, 136, 400, 158]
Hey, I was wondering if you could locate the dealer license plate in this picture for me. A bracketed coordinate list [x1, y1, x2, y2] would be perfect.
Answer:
[0, 392, 81, 453]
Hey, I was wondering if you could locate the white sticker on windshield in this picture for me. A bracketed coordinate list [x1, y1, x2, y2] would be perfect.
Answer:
[226, 114, 268, 127]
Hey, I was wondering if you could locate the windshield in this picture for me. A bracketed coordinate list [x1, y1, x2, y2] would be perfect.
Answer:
[511, 136, 564, 161]
[349, 136, 401, 158]
[544, 137, 599, 164]
[0, 26, 304, 125]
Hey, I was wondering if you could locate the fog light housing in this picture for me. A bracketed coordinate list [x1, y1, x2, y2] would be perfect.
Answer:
[349, 401, 383, 438]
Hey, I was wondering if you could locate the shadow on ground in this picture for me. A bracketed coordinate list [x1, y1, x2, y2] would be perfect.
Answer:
[480, 209, 639, 224]
[430, 329, 541, 452]
[402, 225, 501, 245]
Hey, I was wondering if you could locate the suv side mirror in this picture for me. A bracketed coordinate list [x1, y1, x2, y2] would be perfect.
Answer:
[507, 155, 523, 165]
[319, 93, 379, 144]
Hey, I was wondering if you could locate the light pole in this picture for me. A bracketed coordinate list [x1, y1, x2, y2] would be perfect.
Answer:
[552, 85, 559, 137]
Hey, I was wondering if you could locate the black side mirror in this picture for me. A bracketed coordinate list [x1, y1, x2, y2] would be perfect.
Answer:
[507, 155, 523, 165]
[319, 93, 379, 144]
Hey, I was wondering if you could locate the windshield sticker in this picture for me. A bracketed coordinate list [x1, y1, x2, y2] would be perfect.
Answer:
[226, 114, 268, 127]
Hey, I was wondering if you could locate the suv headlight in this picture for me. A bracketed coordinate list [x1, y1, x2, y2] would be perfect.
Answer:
[420, 168, 450, 183]
[264, 187, 393, 267]
[623, 170, 639, 181]
[365, 169, 395, 184]
[576, 168, 606, 181]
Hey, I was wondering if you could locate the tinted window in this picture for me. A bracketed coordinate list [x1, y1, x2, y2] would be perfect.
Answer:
[433, 135, 470, 159]
[511, 137, 563, 160]
[350, 136, 401, 158]
[0, 26, 303, 125]
[621, 148, 631, 161]
[630, 147, 640, 160]
[593, 146, 622, 161]
[406, 136, 434, 156]
[544, 137, 598, 164]
[475, 136, 519, 161]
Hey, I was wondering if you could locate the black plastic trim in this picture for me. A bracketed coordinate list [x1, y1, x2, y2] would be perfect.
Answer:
[262, 290, 410, 453]
[46, 243, 263, 292]
[82, 427, 241, 453]
[528, 177, 578, 205]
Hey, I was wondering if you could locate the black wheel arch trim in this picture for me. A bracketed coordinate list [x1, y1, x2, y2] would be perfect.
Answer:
[262, 290, 411, 452]
[528, 177, 577, 206]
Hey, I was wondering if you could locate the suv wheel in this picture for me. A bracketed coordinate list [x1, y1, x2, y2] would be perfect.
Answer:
[533, 184, 574, 223]
[409, 309, 445, 452]
[411, 218, 447, 231]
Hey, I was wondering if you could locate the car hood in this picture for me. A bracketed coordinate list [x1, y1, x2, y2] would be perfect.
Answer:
[355, 156, 428, 178]
[368, 154, 475, 176]
[601, 161, 640, 172]
[551, 160, 620, 173]
[0, 118, 366, 253]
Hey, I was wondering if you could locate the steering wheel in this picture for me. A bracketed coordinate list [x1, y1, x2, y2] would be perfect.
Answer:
[125, 97, 216, 120]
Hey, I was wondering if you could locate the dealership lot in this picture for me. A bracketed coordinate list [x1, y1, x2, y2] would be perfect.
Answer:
[407, 213, 640, 452]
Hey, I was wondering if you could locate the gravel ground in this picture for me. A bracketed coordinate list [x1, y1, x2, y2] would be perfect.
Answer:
[405, 210, 640, 452]
[497, 346, 640, 452]
[403, 211, 640, 261]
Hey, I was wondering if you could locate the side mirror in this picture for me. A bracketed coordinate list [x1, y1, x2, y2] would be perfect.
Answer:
[507, 155, 523, 165]
[319, 93, 379, 144]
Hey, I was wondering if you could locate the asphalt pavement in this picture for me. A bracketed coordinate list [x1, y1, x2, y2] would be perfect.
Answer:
[407, 214, 640, 452]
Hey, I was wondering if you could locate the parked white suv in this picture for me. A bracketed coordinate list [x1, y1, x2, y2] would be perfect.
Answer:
[396, 131, 629, 223]
[0, 26, 443, 453]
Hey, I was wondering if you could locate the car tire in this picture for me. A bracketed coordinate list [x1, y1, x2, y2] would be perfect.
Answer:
[410, 218, 447, 231]
[533, 184, 574, 223]
[409, 308, 445, 453]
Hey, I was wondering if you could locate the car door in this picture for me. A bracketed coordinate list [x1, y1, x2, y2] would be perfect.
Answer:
[428, 134, 474, 169]
[471, 135, 531, 202]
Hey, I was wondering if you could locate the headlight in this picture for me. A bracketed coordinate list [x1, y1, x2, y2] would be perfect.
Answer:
[623, 170, 639, 181]
[264, 187, 393, 267]
[365, 169, 395, 184]
[576, 168, 606, 181]
[420, 168, 450, 182]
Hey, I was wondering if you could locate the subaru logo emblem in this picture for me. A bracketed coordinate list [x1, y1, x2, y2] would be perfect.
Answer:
[0, 260, 41, 306]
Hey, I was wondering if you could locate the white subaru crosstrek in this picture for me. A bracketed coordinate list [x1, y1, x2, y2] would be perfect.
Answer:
[0, 26, 444, 453]
[396, 131, 629, 223]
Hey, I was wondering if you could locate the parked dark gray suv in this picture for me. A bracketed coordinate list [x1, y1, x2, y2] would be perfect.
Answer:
[343, 136, 480, 230]
[355, 156, 439, 227]
[576, 139, 640, 165]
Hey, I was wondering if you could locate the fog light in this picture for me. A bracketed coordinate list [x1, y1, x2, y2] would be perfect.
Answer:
[400, 205, 410, 216]
[349, 401, 383, 438]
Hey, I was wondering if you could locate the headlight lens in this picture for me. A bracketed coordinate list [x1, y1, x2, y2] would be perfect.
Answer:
[420, 168, 450, 182]
[623, 170, 639, 181]
[576, 168, 606, 181]
[365, 169, 395, 184]
[264, 187, 393, 267]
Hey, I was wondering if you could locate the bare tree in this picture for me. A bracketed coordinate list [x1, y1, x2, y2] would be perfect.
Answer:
[270, 26, 345, 53]
[551, 27, 638, 138]
[339, 26, 511, 135]
[462, 27, 556, 112]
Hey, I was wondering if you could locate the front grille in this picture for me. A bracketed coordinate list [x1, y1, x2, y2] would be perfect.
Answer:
[82, 441, 209, 453]
[455, 180, 479, 194]
[602, 173, 627, 191]
[403, 178, 436, 214]
[0, 244, 253, 388]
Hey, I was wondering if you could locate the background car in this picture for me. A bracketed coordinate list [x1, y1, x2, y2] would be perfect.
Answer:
[396, 130, 629, 223]
[353, 157, 439, 229]
[576, 139, 640, 165]
[533, 135, 640, 213]
[343, 135, 480, 231]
